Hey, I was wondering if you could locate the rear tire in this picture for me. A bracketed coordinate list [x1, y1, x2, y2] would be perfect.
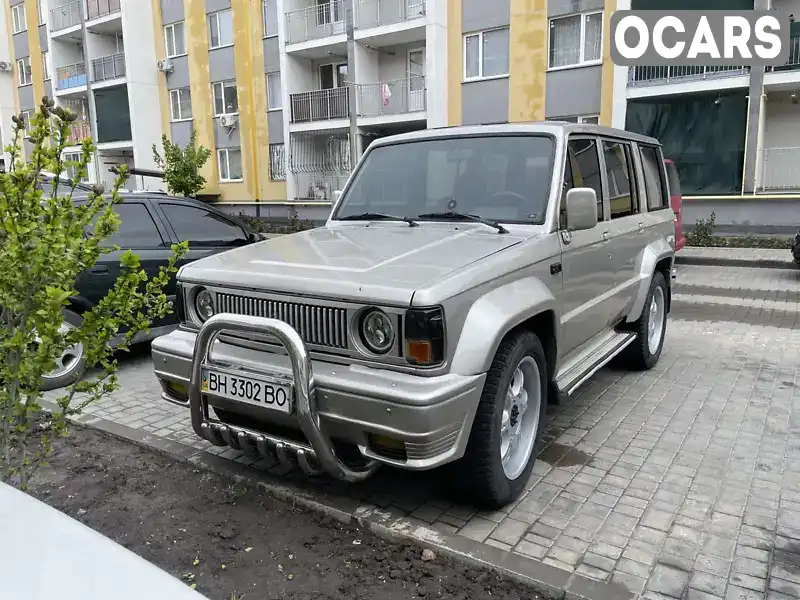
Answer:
[448, 330, 548, 509]
[40, 309, 86, 392]
[618, 270, 668, 371]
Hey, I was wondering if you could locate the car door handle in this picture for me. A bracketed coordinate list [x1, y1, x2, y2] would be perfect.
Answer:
[90, 265, 109, 275]
[602, 231, 609, 242]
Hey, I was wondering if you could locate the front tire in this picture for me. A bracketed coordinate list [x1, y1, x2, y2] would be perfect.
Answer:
[449, 330, 548, 509]
[618, 270, 668, 371]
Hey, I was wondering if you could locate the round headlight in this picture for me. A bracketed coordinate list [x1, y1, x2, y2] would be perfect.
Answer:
[360, 309, 394, 354]
[194, 288, 215, 322]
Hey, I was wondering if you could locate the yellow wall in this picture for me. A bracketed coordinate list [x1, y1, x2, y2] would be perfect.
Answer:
[184, 0, 220, 195]
[508, 0, 547, 122]
[3, 2, 19, 115]
[599, 0, 616, 126]
[446, 0, 461, 126]
[24, 0, 44, 106]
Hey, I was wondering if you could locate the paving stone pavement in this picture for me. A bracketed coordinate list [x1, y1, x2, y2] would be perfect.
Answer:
[43, 266, 800, 599]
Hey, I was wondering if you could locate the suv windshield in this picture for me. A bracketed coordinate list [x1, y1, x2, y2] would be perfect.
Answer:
[332, 134, 555, 225]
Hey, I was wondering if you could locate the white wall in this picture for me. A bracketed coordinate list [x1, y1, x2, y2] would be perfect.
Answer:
[286, 54, 316, 92]
[52, 38, 84, 68]
[86, 32, 121, 59]
[376, 42, 419, 82]
[120, 0, 163, 188]
[355, 42, 379, 83]
[763, 92, 800, 149]
[424, 0, 446, 128]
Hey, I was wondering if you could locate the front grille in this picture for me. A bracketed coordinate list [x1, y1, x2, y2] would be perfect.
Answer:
[215, 293, 349, 349]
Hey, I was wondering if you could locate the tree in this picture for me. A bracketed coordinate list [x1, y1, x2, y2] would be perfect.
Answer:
[0, 97, 188, 489]
[152, 129, 212, 197]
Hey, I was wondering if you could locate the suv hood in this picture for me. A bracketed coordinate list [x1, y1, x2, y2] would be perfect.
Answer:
[179, 223, 528, 305]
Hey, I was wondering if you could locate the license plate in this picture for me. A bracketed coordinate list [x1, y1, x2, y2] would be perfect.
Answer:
[200, 367, 293, 414]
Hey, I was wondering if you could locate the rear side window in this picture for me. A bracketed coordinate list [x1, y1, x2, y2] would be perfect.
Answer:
[601, 139, 639, 219]
[160, 203, 248, 247]
[100, 202, 165, 249]
[640, 146, 669, 210]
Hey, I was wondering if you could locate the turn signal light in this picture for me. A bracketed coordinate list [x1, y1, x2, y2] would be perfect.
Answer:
[404, 307, 445, 366]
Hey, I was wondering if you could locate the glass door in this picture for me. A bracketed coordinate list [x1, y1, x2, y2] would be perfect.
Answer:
[407, 49, 425, 112]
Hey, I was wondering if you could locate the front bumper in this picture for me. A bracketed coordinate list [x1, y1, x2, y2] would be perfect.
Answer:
[152, 315, 486, 478]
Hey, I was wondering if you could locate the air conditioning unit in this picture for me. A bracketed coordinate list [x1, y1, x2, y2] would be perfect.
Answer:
[219, 114, 238, 128]
[156, 58, 174, 73]
[0, 62, 11, 72]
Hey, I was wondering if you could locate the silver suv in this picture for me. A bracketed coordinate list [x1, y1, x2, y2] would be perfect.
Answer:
[151, 123, 676, 508]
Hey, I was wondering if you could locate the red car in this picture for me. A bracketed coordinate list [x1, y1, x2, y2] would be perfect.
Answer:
[664, 159, 686, 251]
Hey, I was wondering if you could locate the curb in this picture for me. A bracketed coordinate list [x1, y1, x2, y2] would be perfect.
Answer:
[675, 255, 797, 270]
[39, 399, 633, 600]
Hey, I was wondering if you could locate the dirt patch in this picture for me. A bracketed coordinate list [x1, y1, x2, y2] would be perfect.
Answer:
[26, 425, 546, 600]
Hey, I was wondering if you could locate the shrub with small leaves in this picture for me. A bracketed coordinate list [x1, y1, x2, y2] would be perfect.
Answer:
[0, 97, 188, 489]
[152, 128, 211, 198]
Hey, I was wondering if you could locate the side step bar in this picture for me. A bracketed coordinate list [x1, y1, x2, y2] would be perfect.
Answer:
[555, 330, 637, 397]
[188, 313, 380, 483]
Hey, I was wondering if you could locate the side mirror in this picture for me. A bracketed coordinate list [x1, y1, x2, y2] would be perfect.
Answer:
[332, 190, 342, 203]
[565, 188, 598, 232]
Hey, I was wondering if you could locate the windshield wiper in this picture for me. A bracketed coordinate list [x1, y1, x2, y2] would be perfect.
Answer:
[338, 212, 418, 227]
[417, 211, 509, 234]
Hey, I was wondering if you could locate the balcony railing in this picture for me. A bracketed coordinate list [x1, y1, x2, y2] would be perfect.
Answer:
[628, 65, 749, 87]
[766, 35, 800, 73]
[285, 1, 345, 44]
[50, 0, 82, 31]
[354, 0, 425, 29]
[356, 76, 425, 117]
[56, 62, 88, 90]
[290, 87, 350, 123]
[86, 0, 120, 21]
[294, 172, 350, 201]
[758, 147, 800, 191]
[67, 120, 92, 145]
[91, 53, 125, 82]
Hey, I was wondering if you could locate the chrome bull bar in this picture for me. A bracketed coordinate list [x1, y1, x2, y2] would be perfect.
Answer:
[188, 313, 380, 483]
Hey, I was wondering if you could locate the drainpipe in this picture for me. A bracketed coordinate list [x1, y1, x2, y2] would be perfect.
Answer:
[78, 1, 101, 185]
[345, 0, 358, 173]
[742, 0, 769, 195]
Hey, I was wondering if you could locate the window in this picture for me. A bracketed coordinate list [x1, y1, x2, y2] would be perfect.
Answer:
[640, 146, 669, 211]
[42, 51, 49, 80]
[17, 57, 31, 86]
[561, 137, 603, 226]
[165, 22, 186, 57]
[11, 4, 26, 34]
[208, 9, 234, 49]
[20, 110, 33, 136]
[63, 151, 88, 182]
[602, 140, 638, 219]
[38, 0, 46, 24]
[161, 203, 248, 247]
[218, 148, 243, 182]
[464, 27, 510, 80]
[333, 135, 555, 224]
[170, 88, 192, 121]
[548, 115, 600, 124]
[549, 12, 603, 69]
[267, 72, 282, 110]
[269, 143, 285, 181]
[263, 0, 278, 37]
[212, 80, 238, 116]
[100, 203, 165, 249]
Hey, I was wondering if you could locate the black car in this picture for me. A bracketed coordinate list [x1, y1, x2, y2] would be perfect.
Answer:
[42, 191, 264, 390]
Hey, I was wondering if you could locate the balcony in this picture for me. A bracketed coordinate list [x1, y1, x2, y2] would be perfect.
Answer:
[356, 76, 425, 117]
[628, 65, 749, 87]
[86, 0, 121, 20]
[285, 1, 345, 45]
[767, 35, 800, 74]
[91, 53, 125, 82]
[56, 62, 88, 90]
[50, 0, 82, 32]
[354, 0, 426, 30]
[290, 87, 350, 123]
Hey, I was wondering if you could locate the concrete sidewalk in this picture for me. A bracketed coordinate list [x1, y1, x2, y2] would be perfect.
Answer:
[676, 247, 795, 270]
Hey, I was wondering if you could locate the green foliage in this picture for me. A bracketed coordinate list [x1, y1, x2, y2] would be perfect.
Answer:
[152, 128, 211, 197]
[686, 211, 791, 249]
[237, 212, 316, 235]
[0, 97, 188, 489]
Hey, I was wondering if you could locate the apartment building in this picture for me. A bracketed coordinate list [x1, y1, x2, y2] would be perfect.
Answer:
[3, 0, 163, 189]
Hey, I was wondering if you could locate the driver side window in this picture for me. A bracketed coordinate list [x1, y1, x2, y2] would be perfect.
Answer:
[560, 137, 603, 229]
